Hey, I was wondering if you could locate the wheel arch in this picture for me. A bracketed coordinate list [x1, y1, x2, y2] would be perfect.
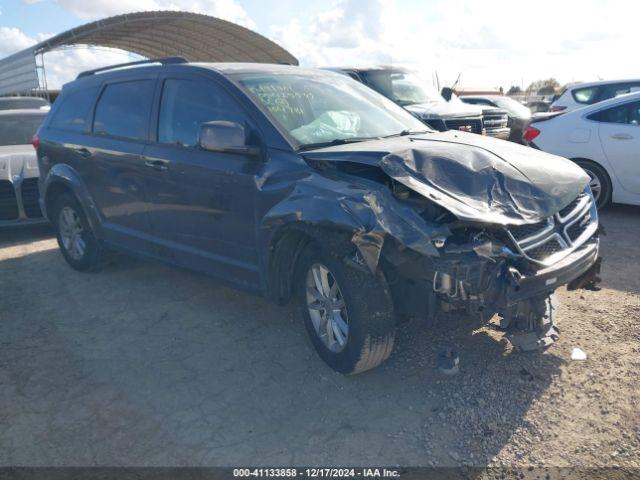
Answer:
[569, 157, 613, 206]
[265, 222, 356, 305]
[43, 164, 103, 237]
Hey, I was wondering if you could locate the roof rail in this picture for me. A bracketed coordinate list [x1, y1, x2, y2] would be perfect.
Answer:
[76, 57, 188, 79]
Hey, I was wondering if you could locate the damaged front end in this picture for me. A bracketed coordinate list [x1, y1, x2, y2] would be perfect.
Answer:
[284, 135, 602, 352]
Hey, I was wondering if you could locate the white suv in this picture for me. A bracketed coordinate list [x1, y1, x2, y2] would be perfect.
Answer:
[550, 79, 640, 113]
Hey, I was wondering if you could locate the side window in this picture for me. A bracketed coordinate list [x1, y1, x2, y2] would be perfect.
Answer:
[158, 78, 246, 147]
[588, 102, 640, 125]
[599, 82, 640, 102]
[628, 102, 640, 125]
[572, 86, 599, 104]
[93, 80, 154, 140]
[49, 87, 96, 132]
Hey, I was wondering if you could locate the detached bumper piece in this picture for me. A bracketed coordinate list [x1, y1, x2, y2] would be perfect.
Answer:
[498, 294, 560, 351]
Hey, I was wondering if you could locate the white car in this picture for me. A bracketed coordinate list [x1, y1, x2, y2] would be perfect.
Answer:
[0, 109, 47, 227]
[524, 92, 640, 208]
[550, 79, 640, 113]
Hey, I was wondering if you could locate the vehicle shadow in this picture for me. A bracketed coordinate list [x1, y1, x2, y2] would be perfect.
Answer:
[596, 204, 640, 295]
[0, 224, 53, 248]
[0, 244, 564, 467]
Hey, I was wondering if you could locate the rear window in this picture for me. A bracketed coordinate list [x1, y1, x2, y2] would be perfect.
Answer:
[93, 80, 154, 140]
[49, 87, 97, 132]
[0, 113, 46, 146]
[572, 86, 599, 104]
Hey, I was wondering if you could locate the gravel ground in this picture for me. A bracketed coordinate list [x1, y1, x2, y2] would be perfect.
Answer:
[0, 205, 638, 468]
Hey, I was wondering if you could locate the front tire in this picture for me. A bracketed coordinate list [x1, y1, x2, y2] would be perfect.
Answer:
[574, 160, 611, 208]
[295, 242, 396, 375]
[52, 193, 104, 271]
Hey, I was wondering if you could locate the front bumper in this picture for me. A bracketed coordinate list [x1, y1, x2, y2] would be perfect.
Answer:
[485, 127, 511, 140]
[505, 239, 599, 305]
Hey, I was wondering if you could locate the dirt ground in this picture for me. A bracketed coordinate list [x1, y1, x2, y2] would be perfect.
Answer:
[0, 206, 638, 468]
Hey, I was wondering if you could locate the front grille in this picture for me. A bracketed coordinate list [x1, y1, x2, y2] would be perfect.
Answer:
[509, 219, 551, 241]
[566, 209, 591, 243]
[506, 191, 597, 266]
[20, 178, 43, 218]
[558, 193, 585, 218]
[0, 180, 19, 220]
[527, 238, 564, 261]
[483, 116, 508, 129]
[444, 118, 483, 134]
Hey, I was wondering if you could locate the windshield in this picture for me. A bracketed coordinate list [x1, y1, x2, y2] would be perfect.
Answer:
[489, 96, 532, 118]
[359, 70, 444, 106]
[0, 113, 45, 146]
[234, 71, 429, 148]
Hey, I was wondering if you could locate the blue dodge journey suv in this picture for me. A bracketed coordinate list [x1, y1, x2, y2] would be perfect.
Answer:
[36, 58, 601, 374]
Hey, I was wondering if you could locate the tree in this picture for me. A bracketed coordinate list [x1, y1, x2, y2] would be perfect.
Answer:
[526, 78, 561, 96]
[507, 85, 522, 95]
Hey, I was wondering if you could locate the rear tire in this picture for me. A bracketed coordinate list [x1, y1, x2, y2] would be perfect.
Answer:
[295, 242, 396, 375]
[52, 192, 104, 271]
[574, 160, 611, 209]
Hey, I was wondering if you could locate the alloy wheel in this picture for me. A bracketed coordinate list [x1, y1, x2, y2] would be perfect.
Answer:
[58, 206, 86, 260]
[583, 167, 602, 205]
[305, 263, 349, 353]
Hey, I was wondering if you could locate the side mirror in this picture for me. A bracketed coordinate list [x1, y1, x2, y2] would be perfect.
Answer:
[198, 121, 260, 156]
[441, 87, 453, 102]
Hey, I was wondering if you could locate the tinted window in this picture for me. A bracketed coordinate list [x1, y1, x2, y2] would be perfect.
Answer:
[588, 102, 640, 124]
[572, 86, 599, 104]
[158, 78, 246, 147]
[50, 87, 96, 132]
[599, 82, 640, 102]
[93, 80, 154, 140]
[0, 113, 46, 146]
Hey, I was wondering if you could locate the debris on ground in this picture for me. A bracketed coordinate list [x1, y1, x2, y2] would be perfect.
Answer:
[571, 347, 588, 361]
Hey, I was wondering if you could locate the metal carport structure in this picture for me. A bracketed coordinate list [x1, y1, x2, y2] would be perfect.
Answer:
[0, 10, 299, 96]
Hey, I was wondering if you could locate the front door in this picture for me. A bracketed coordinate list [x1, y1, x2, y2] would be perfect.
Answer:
[597, 100, 640, 194]
[142, 75, 261, 288]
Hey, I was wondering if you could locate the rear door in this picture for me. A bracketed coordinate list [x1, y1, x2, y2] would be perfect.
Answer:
[596, 100, 640, 194]
[141, 73, 262, 288]
[84, 76, 157, 250]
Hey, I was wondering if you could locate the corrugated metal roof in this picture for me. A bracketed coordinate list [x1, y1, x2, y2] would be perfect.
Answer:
[34, 11, 298, 64]
[0, 11, 298, 95]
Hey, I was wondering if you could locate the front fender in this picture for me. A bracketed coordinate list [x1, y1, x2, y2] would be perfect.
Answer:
[258, 174, 446, 273]
[42, 163, 103, 238]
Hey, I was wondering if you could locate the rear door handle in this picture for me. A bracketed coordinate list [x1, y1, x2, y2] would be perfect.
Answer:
[144, 158, 169, 172]
[611, 133, 633, 140]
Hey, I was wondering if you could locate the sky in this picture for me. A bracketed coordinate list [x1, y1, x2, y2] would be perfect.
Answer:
[0, 0, 638, 91]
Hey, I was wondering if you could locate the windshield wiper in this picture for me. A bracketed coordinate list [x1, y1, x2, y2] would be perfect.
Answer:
[297, 136, 379, 152]
[383, 129, 431, 138]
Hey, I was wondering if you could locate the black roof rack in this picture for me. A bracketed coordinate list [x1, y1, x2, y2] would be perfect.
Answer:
[77, 57, 188, 79]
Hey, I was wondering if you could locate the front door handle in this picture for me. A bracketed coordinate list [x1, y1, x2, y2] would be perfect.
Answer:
[611, 133, 634, 140]
[76, 147, 92, 158]
[144, 158, 169, 172]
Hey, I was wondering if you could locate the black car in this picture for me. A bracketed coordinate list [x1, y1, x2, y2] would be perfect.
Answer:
[460, 95, 532, 143]
[328, 67, 485, 135]
[36, 59, 601, 374]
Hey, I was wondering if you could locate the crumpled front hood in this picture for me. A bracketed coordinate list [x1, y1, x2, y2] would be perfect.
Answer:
[405, 101, 483, 120]
[0, 145, 39, 182]
[302, 131, 590, 225]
